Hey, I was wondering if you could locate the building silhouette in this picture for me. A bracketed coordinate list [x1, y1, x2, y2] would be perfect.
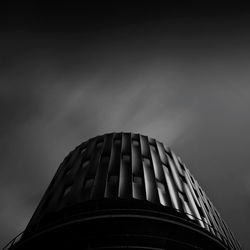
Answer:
[4, 132, 241, 249]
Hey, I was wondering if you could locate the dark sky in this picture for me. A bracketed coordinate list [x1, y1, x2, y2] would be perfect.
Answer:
[1, 3, 250, 249]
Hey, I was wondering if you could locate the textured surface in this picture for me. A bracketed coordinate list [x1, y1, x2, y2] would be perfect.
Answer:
[20, 133, 240, 249]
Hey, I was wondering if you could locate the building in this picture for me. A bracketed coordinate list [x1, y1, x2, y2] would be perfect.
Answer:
[4, 132, 241, 249]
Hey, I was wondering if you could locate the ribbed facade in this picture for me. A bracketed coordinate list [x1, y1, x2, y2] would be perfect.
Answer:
[4, 132, 241, 250]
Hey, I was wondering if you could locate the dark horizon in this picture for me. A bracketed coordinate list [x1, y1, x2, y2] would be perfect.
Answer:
[1, 3, 250, 248]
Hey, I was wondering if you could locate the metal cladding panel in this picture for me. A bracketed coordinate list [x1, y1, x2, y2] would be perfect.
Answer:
[21, 132, 241, 250]
[132, 137, 146, 200]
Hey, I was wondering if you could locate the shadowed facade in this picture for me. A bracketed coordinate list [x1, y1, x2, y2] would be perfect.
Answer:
[4, 132, 241, 249]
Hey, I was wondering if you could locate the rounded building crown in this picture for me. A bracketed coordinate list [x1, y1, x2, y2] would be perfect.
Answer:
[5, 132, 241, 250]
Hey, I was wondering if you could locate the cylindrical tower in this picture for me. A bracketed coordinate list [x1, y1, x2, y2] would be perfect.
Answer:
[4, 133, 241, 249]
